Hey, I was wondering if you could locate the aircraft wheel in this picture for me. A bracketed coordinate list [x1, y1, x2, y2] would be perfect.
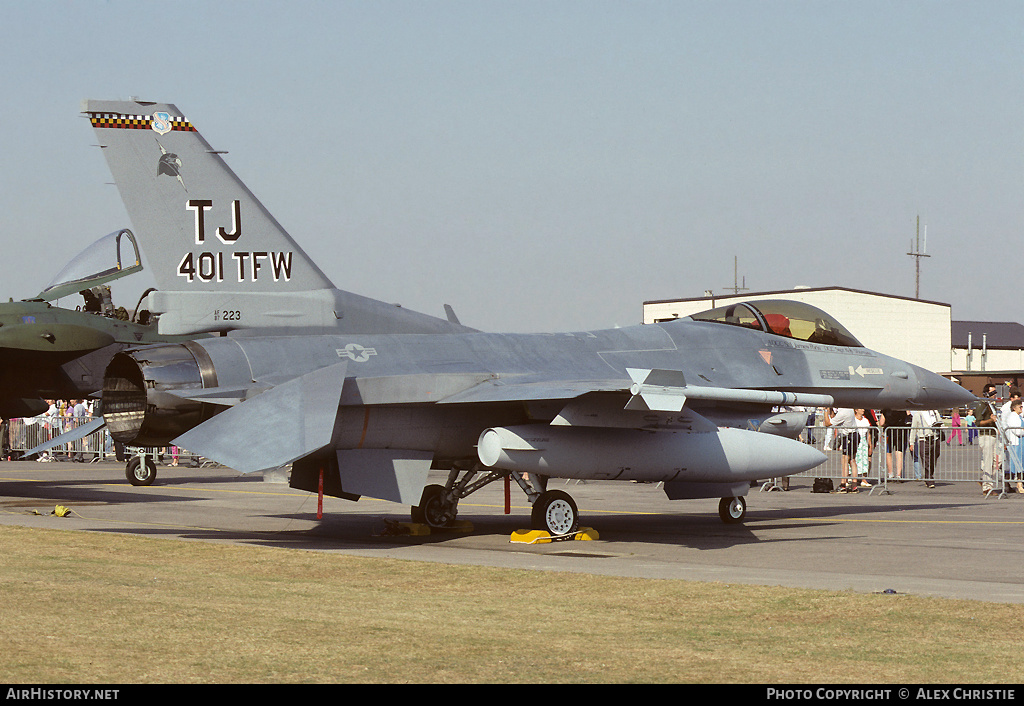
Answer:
[718, 496, 747, 524]
[411, 484, 457, 527]
[531, 490, 580, 536]
[126, 457, 156, 486]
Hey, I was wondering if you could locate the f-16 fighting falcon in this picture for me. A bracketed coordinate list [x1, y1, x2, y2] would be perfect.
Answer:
[76, 99, 974, 534]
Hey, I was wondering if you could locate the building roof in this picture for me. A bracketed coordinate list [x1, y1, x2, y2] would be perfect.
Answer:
[952, 321, 1024, 350]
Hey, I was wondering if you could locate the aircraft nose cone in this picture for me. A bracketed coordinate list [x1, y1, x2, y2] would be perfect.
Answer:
[910, 364, 976, 409]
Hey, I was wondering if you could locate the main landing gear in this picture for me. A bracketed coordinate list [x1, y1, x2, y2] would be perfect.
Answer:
[530, 489, 579, 536]
[409, 468, 749, 533]
[410, 467, 581, 536]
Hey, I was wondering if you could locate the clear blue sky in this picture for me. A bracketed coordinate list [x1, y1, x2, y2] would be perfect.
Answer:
[1, 1, 1020, 332]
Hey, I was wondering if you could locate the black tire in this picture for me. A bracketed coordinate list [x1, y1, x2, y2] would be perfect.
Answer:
[718, 496, 747, 524]
[411, 484, 456, 527]
[126, 457, 156, 486]
[531, 490, 579, 536]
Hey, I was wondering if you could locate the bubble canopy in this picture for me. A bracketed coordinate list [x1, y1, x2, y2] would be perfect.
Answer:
[687, 299, 863, 348]
[36, 229, 143, 302]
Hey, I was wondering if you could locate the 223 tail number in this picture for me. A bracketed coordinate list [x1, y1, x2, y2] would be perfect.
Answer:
[214, 310, 241, 322]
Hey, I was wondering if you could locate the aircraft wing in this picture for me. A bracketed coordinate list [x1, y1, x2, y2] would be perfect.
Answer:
[439, 367, 834, 411]
[0, 322, 115, 354]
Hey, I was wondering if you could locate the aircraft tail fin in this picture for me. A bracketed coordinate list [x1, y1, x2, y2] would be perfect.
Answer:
[83, 99, 472, 335]
[83, 99, 335, 294]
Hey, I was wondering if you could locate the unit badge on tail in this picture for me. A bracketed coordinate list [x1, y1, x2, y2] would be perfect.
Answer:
[151, 112, 173, 135]
[156, 142, 186, 192]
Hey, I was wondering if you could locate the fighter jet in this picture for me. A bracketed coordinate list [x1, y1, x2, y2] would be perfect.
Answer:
[81, 99, 975, 533]
[0, 228, 199, 420]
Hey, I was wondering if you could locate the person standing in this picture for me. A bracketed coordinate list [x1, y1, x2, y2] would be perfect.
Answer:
[975, 384, 1000, 495]
[853, 409, 874, 488]
[947, 408, 963, 446]
[965, 409, 977, 445]
[880, 408, 910, 482]
[1003, 399, 1024, 493]
[910, 409, 941, 488]
[71, 399, 88, 461]
[826, 407, 858, 492]
[1001, 387, 1022, 421]
[1000, 388, 1022, 481]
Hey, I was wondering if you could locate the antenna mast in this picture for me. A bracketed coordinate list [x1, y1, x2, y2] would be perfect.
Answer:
[725, 256, 749, 295]
[907, 215, 930, 299]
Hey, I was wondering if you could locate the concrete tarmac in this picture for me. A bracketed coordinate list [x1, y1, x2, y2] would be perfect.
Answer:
[2, 458, 1023, 604]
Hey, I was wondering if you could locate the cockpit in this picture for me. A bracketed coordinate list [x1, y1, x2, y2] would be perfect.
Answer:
[688, 299, 863, 348]
[26, 228, 151, 322]
[36, 229, 143, 303]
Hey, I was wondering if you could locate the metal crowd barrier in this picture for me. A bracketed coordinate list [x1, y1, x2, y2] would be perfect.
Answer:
[3, 416, 108, 461]
[1, 416, 205, 467]
[767, 420, 1022, 499]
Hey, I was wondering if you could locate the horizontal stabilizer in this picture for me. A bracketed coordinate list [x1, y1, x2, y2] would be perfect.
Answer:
[172, 361, 347, 473]
[23, 418, 106, 458]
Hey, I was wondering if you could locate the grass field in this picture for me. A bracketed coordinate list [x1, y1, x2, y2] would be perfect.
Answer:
[1, 524, 1018, 683]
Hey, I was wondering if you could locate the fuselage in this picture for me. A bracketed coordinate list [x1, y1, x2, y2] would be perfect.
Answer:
[200, 318, 963, 407]
[103, 317, 974, 458]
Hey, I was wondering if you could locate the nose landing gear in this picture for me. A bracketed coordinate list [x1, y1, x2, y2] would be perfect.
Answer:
[718, 495, 747, 523]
